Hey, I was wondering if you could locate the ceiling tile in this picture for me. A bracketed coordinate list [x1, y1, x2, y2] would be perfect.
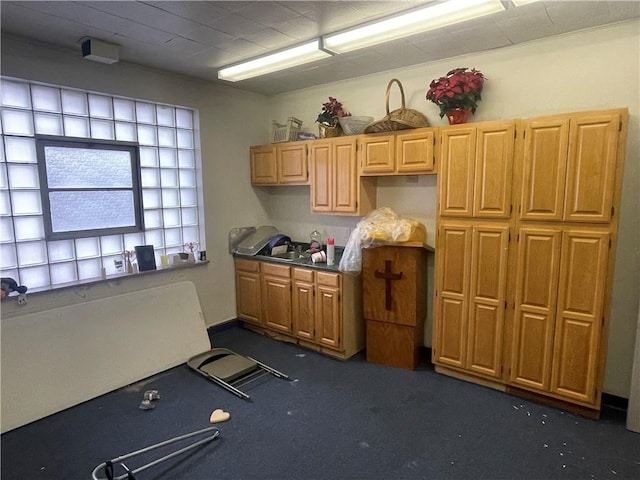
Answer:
[181, 25, 235, 47]
[206, 12, 264, 38]
[82, 1, 203, 36]
[143, 1, 229, 24]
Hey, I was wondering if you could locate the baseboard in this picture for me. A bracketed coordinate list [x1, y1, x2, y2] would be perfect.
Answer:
[602, 393, 628, 412]
[207, 319, 241, 336]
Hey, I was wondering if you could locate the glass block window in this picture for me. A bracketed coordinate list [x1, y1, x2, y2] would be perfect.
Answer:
[0, 77, 203, 290]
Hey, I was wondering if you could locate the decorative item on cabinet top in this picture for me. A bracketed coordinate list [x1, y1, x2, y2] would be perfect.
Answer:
[316, 96, 350, 138]
[365, 79, 430, 133]
[271, 117, 302, 143]
[339, 116, 374, 135]
[426, 67, 485, 124]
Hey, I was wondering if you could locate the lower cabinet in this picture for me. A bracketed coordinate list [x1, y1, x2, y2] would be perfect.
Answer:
[235, 258, 364, 359]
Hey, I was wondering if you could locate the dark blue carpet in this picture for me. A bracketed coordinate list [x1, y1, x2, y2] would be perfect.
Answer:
[2, 326, 639, 479]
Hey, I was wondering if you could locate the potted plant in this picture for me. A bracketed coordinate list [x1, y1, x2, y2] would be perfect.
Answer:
[316, 97, 350, 137]
[425, 68, 485, 124]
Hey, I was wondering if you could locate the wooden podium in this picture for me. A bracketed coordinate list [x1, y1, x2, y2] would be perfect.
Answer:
[362, 244, 430, 370]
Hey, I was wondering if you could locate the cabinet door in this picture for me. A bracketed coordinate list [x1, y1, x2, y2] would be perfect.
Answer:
[563, 113, 619, 222]
[519, 118, 569, 221]
[551, 229, 609, 404]
[333, 138, 358, 214]
[438, 126, 476, 217]
[467, 223, 510, 378]
[433, 222, 472, 368]
[396, 129, 435, 174]
[261, 263, 292, 334]
[250, 145, 278, 185]
[310, 141, 332, 212]
[316, 272, 341, 349]
[360, 134, 395, 174]
[474, 122, 514, 218]
[510, 227, 562, 391]
[278, 142, 308, 184]
[292, 269, 315, 340]
[235, 271, 261, 324]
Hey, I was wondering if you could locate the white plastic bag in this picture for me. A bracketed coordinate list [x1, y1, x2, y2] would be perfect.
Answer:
[338, 207, 426, 273]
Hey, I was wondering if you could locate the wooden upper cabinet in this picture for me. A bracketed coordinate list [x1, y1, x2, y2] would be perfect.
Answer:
[439, 121, 515, 218]
[563, 113, 619, 222]
[473, 121, 515, 218]
[250, 145, 277, 185]
[251, 142, 308, 186]
[360, 134, 395, 174]
[519, 110, 621, 223]
[309, 141, 332, 213]
[310, 137, 376, 216]
[439, 126, 476, 217]
[520, 117, 570, 221]
[359, 128, 436, 176]
[396, 129, 435, 174]
[277, 141, 308, 184]
[333, 138, 359, 213]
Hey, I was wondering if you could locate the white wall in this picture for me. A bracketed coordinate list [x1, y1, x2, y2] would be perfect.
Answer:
[266, 21, 640, 398]
[0, 33, 271, 328]
[1, 21, 638, 398]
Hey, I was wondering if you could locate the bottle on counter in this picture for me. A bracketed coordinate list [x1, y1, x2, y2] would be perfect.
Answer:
[309, 229, 322, 253]
[326, 237, 335, 265]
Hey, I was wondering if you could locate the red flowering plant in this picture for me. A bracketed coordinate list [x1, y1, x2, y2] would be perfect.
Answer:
[425, 68, 485, 118]
[316, 97, 350, 126]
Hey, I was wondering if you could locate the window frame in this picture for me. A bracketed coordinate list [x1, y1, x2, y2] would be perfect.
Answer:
[35, 134, 145, 241]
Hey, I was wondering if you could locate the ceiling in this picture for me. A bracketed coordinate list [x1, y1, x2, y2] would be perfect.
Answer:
[1, 1, 639, 95]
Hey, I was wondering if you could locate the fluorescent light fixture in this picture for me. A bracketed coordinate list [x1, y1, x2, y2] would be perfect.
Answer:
[218, 39, 332, 82]
[323, 0, 505, 54]
[512, 0, 539, 6]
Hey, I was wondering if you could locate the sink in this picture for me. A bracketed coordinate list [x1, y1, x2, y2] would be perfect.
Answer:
[270, 251, 301, 262]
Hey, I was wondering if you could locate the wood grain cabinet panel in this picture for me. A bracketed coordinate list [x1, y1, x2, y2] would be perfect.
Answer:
[467, 224, 510, 378]
[434, 222, 472, 369]
[510, 227, 562, 391]
[310, 137, 376, 216]
[551, 229, 610, 403]
[564, 114, 619, 222]
[473, 122, 514, 218]
[434, 109, 628, 415]
[519, 111, 620, 223]
[261, 264, 292, 334]
[359, 134, 395, 174]
[439, 126, 476, 217]
[359, 128, 436, 176]
[234, 259, 262, 325]
[250, 145, 278, 185]
[277, 141, 308, 184]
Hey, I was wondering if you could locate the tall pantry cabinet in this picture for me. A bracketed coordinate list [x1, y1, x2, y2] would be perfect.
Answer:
[433, 109, 628, 416]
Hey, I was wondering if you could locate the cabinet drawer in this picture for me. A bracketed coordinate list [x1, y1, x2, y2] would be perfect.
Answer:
[294, 268, 314, 282]
[262, 262, 291, 278]
[317, 271, 340, 287]
[235, 258, 260, 273]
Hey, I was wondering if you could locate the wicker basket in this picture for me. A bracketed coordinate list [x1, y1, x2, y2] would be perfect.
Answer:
[364, 79, 429, 133]
[338, 116, 374, 135]
[271, 117, 303, 143]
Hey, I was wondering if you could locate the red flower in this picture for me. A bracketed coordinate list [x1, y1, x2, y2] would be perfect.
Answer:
[426, 67, 485, 118]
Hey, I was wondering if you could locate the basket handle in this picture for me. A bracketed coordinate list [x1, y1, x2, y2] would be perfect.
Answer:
[385, 78, 406, 114]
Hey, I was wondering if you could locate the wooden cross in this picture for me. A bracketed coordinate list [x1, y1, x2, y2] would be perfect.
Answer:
[374, 260, 403, 311]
